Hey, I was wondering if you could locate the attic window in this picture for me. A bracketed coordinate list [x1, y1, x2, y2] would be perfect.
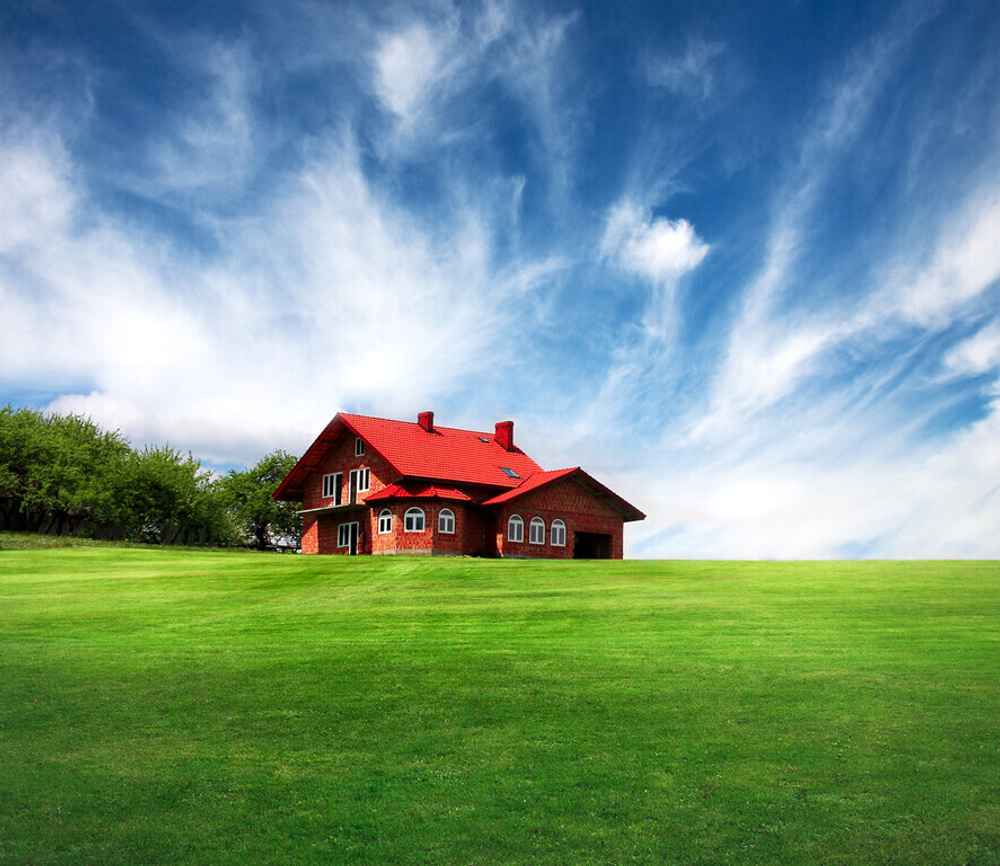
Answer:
[355, 437, 366, 457]
[478, 436, 489, 443]
[500, 467, 520, 479]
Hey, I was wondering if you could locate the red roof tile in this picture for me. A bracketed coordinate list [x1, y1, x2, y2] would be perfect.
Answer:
[478, 468, 579, 504]
[365, 482, 474, 503]
[273, 413, 644, 522]
[274, 412, 543, 500]
[480, 467, 646, 521]
[339, 413, 543, 487]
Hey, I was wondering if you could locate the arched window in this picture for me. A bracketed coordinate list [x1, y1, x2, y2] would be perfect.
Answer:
[378, 509, 392, 534]
[551, 519, 566, 547]
[529, 517, 545, 545]
[438, 508, 456, 534]
[404, 507, 425, 532]
[507, 514, 524, 543]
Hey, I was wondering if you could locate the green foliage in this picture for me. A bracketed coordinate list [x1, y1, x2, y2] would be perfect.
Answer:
[110, 445, 230, 545]
[0, 555, 998, 865]
[215, 449, 301, 548]
[0, 406, 130, 534]
[0, 405, 298, 547]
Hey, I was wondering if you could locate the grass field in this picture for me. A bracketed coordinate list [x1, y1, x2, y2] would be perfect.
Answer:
[1, 544, 998, 865]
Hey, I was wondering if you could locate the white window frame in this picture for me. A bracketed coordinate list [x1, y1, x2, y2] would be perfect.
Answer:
[355, 437, 366, 457]
[438, 508, 456, 534]
[337, 522, 355, 548]
[378, 509, 392, 534]
[404, 507, 425, 533]
[551, 519, 566, 547]
[507, 514, 524, 543]
[350, 467, 370, 495]
[529, 517, 545, 545]
[323, 472, 342, 504]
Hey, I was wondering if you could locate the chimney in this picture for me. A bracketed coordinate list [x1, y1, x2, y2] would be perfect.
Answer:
[495, 420, 514, 451]
[418, 411, 435, 432]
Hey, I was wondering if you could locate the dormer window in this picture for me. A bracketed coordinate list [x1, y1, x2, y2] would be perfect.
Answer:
[500, 467, 519, 479]
[355, 437, 366, 457]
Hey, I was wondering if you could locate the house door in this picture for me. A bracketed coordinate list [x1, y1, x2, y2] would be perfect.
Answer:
[339, 521, 360, 555]
[484, 515, 498, 558]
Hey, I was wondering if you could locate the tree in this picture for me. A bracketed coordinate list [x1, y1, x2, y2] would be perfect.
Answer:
[0, 406, 130, 535]
[110, 445, 229, 545]
[216, 450, 301, 549]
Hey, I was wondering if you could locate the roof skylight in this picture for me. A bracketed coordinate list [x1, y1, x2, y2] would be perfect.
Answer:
[500, 467, 520, 479]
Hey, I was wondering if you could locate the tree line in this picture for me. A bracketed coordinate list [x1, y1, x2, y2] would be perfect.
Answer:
[0, 406, 301, 549]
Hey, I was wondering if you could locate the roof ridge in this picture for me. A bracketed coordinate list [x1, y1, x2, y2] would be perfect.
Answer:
[341, 411, 520, 438]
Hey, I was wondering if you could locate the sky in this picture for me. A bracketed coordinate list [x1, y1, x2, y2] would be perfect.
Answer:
[2, 0, 999, 558]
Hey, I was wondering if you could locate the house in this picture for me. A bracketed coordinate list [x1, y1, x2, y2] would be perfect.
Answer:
[273, 411, 644, 558]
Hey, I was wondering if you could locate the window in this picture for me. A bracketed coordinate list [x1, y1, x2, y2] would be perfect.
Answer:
[404, 507, 425, 532]
[529, 517, 545, 545]
[438, 508, 456, 534]
[349, 467, 370, 501]
[323, 472, 342, 504]
[337, 523, 351, 547]
[378, 509, 392, 534]
[507, 514, 524, 542]
[551, 519, 566, 547]
[500, 467, 520, 479]
[478, 436, 489, 443]
[355, 437, 366, 457]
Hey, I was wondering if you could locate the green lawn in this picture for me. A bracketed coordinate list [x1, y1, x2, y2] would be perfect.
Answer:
[1, 546, 998, 865]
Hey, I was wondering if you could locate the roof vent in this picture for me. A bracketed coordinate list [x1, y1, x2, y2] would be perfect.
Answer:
[495, 420, 514, 451]
[418, 411, 434, 432]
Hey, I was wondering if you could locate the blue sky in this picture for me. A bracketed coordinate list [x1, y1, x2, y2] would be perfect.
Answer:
[2, 0, 999, 557]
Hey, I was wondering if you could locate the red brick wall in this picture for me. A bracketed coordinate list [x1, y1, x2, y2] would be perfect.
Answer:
[300, 431, 397, 555]
[301, 513, 318, 554]
[370, 501, 483, 556]
[495, 477, 625, 559]
[302, 433, 394, 510]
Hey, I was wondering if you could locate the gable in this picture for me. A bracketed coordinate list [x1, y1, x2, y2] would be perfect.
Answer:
[480, 468, 645, 522]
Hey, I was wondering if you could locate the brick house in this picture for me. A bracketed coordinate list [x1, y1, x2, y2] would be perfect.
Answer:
[273, 411, 644, 558]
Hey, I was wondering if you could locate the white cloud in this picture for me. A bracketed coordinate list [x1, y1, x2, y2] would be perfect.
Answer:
[895, 194, 1000, 328]
[147, 39, 259, 193]
[0, 136, 73, 253]
[647, 37, 725, 101]
[621, 382, 1000, 559]
[372, 21, 448, 123]
[943, 320, 1000, 377]
[602, 200, 709, 284]
[0, 119, 553, 465]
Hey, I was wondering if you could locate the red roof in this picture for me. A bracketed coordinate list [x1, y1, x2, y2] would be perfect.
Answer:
[274, 412, 543, 500]
[478, 468, 578, 504]
[480, 467, 645, 521]
[273, 412, 644, 523]
[365, 482, 474, 503]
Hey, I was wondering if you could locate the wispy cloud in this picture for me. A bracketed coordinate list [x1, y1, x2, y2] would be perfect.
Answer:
[646, 37, 725, 101]
[943, 320, 1000, 378]
[372, 20, 451, 126]
[147, 38, 259, 194]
